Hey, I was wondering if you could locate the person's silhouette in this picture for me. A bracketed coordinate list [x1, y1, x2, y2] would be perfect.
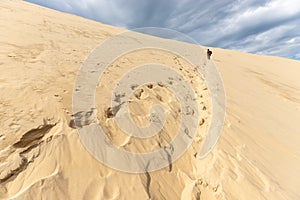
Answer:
[207, 49, 212, 60]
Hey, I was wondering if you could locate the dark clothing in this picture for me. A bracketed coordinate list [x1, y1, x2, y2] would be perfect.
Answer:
[207, 49, 212, 60]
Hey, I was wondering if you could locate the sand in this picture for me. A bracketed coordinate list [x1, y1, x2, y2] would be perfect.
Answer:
[1, 0, 300, 199]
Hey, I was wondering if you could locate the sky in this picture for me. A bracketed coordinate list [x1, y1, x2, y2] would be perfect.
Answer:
[26, 0, 300, 59]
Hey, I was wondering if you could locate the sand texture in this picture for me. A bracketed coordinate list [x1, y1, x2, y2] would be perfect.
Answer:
[1, 0, 300, 199]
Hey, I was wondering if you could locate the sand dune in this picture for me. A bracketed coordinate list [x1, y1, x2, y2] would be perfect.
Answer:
[1, 0, 300, 199]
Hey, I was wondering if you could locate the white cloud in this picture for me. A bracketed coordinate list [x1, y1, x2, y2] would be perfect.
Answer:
[26, 0, 300, 59]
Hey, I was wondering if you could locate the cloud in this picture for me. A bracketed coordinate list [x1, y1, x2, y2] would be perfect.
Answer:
[26, 0, 300, 59]
[295, 53, 300, 59]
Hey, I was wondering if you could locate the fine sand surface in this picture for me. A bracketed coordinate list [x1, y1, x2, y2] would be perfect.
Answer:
[1, 0, 300, 199]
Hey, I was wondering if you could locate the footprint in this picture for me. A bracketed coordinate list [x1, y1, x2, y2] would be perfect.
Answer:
[147, 84, 153, 89]
[69, 108, 96, 128]
[134, 88, 144, 100]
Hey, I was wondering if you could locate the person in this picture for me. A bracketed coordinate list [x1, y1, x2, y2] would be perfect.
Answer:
[207, 49, 212, 60]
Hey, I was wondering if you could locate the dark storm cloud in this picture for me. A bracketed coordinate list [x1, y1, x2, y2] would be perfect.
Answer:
[26, 0, 300, 59]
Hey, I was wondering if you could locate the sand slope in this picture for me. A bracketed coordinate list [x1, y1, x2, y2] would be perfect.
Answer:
[1, 0, 300, 199]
